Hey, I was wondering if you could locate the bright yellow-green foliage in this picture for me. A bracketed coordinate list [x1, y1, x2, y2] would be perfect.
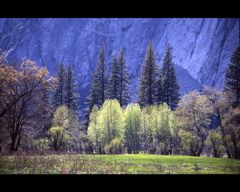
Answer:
[104, 138, 124, 154]
[99, 99, 124, 146]
[153, 104, 175, 154]
[88, 105, 102, 152]
[124, 103, 141, 153]
[88, 99, 125, 153]
[86, 96, 238, 158]
[140, 103, 175, 154]
[124, 103, 141, 129]
[52, 105, 69, 128]
[151, 103, 175, 140]
[49, 105, 83, 151]
[139, 106, 153, 151]
[49, 105, 72, 150]
[1, 154, 239, 174]
[49, 126, 70, 143]
[49, 126, 64, 135]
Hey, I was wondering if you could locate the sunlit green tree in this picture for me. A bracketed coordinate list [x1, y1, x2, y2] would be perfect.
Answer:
[124, 103, 141, 153]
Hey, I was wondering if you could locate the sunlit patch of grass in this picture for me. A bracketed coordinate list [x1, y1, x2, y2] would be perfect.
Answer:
[0, 154, 239, 174]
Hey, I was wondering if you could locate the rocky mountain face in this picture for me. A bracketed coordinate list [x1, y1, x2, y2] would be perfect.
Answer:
[0, 18, 239, 106]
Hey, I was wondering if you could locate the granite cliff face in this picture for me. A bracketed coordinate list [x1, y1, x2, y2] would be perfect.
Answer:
[0, 18, 239, 105]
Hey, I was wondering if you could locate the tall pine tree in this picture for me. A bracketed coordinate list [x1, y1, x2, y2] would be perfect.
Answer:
[106, 48, 130, 106]
[106, 55, 119, 100]
[85, 45, 107, 126]
[54, 63, 65, 109]
[158, 44, 179, 110]
[65, 64, 79, 111]
[138, 41, 158, 107]
[118, 48, 130, 107]
[224, 47, 240, 108]
[96, 45, 106, 106]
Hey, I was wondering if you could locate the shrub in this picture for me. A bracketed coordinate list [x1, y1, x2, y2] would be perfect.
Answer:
[34, 139, 50, 153]
[104, 138, 124, 154]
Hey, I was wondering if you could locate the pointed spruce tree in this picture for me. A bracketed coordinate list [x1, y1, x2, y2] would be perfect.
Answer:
[106, 55, 119, 100]
[65, 64, 79, 112]
[107, 48, 130, 106]
[158, 44, 179, 110]
[54, 63, 65, 109]
[118, 48, 130, 107]
[85, 45, 107, 126]
[224, 47, 240, 108]
[138, 41, 159, 107]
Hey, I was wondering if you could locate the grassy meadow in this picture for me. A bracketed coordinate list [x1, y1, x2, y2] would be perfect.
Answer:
[0, 154, 240, 174]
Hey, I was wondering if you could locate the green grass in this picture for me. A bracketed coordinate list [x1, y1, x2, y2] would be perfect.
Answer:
[0, 154, 239, 174]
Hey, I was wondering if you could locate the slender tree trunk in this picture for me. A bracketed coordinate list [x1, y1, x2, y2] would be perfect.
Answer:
[212, 142, 219, 157]
[15, 134, 21, 151]
[190, 145, 197, 156]
[233, 142, 238, 159]
[197, 138, 205, 157]
[217, 113, 232, 158]
[10, 137, 16, 152]
[10, 129, 18, 152]
[54, 139, 59, 151]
